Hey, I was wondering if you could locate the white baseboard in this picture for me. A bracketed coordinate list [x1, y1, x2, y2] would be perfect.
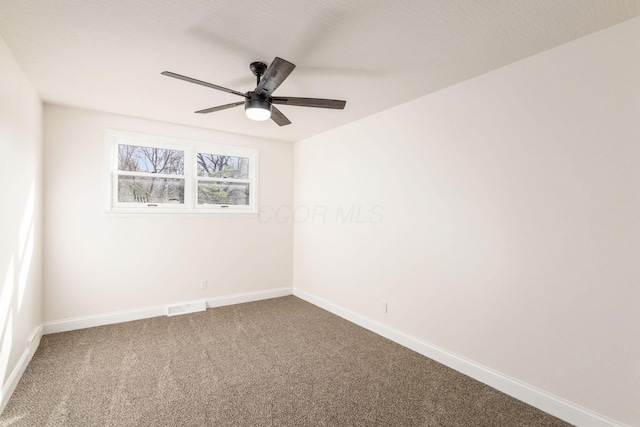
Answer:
[42, 304, 168, 334]
[207, 287, 292, 308]
[1, 325, 43, 414]
[293, 288, 628, 427]
[42, 287, 292, 335]
[27, 325, 43, 355]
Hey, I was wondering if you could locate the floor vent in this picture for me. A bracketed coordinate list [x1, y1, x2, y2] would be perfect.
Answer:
[167, 301, 207, 317]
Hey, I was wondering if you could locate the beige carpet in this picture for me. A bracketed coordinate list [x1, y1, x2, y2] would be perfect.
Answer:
[1, 296, 571, 426]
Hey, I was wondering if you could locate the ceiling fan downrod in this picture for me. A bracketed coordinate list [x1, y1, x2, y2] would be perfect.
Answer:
[249, 61, 267, 87]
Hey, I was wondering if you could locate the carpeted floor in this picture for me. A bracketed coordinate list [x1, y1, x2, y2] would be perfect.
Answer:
[1, 296, 571, 426]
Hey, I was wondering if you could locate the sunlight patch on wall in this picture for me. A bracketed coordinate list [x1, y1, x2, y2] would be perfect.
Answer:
[17, 182, 35, 313]
[18, 183, 34, 257]
[0, 315, 13, 385]
[17, 226, 33, 314]
[0, 260, 14, 345]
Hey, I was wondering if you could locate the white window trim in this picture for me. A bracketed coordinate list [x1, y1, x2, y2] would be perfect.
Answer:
[104, 129, 259, 215]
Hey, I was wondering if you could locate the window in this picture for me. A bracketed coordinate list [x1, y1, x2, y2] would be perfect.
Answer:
[116, 144, 186, 206]
[196, 153, 250, 206]
[106, 130, 258, 214]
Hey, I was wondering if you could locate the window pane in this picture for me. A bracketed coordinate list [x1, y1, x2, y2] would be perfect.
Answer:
[198, 181, 249, 205]
[118, 176, 185, 204]
[196, 153, 249, 179]
[118, 144, 184, 175]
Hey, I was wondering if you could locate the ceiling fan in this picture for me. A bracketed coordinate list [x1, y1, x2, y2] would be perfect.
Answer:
[161, 57, 346, 127]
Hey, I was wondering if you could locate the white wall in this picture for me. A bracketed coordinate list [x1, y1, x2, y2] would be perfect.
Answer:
[43, 105, 293, 322]
[293, 17, 640, 426]
[0, 36, 43, 404]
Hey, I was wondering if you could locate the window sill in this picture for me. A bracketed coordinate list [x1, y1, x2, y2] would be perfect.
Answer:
[104, 209, 259, 218]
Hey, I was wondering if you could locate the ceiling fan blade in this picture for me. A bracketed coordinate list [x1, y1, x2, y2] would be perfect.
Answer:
[270, 106, 291, 127]
[195, 101, 244, 114]
[161, 71, 247, 98]
[255, 57, 296, 96]
[271, 97, 346, 109]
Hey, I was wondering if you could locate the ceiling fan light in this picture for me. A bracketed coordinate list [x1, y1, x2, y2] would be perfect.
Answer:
[245, 99, 271, 121]
[245, 107, 271, 121]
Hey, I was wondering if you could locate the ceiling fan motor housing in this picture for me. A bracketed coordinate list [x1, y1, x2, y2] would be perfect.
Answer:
[245, 91, 272, 112]
[244, 91, 272, 121]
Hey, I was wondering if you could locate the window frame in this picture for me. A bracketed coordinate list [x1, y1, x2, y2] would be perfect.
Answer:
[105, 130, 259, 215]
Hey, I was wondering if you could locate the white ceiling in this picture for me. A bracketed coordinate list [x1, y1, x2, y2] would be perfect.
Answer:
[1, 0, 639, 142]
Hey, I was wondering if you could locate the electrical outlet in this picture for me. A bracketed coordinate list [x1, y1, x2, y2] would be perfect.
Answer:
[381, 301, 388, 314]
[200, 280, 208, 289]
